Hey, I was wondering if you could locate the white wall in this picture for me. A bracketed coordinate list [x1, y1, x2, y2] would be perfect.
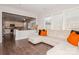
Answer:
[50, 14, 63, 30]
[63, 8, 79, 30]
[37, 7, 79, 31]
[0, 6, 37, 43]
[37, 13, 63, 30]
[36, 18, 45, 29]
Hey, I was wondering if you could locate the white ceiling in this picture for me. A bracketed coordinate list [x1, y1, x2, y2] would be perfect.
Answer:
[1, 4, 79, 17]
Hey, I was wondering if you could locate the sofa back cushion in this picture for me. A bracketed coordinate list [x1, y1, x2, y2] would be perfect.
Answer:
[48, 30, 70, 40]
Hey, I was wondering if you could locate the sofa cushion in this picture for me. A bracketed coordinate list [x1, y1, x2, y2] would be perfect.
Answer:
[48, 30, 70, 41]
[67, 31, 79, 46]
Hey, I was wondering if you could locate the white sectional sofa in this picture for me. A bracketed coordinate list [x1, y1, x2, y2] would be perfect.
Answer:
[47, 41, 79, 55]
[27, 30, 79, 55]
[28, 30, 70, 46]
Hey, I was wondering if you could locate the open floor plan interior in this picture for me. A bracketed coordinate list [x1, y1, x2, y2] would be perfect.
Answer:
[0, 4, 79, 55]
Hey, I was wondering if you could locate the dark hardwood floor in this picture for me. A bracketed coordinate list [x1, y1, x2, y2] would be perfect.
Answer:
[0, 34, 53, 55]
